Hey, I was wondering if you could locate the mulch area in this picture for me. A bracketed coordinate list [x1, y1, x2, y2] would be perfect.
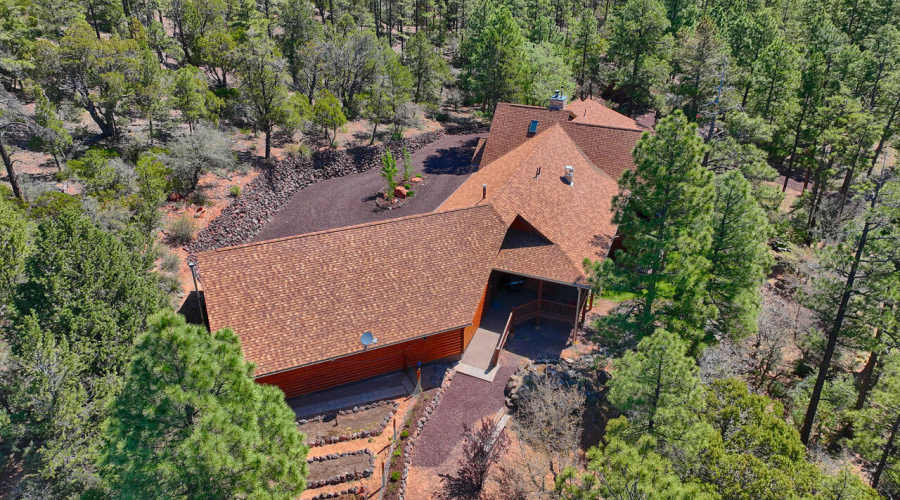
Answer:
[250, 132, 486, 242]
[307, 453, 372, 484]
[299, 405, 395, 442]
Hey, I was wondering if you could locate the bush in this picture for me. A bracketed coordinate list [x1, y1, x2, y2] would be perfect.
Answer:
[400, 429, 409, 440]
[393, 448, 401, 457]
[284, 143, 312, 159]
[229, 185, 240, 197]
[160, 128, 237, 194]
[390, 471, 400, 482]
[167, 214, 196, 245]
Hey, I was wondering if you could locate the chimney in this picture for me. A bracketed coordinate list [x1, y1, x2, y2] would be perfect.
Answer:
[549, 90, 567, 110]
[482, 183, 487, 200]
[564, 166, 574, 186]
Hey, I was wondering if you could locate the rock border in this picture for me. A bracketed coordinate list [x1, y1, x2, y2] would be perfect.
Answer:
[392, 362, 457, 500]
[187, 130, 445, 263]
[306, 449, 375, 490]
[308, 486, 363, 500]
[298, 400, 399, 447]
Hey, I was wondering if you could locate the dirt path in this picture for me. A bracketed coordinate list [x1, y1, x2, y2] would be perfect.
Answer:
[250, 132, 486, 242]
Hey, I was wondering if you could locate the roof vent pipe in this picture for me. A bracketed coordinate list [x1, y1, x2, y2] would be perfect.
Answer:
[564, 166, 574, 186]
[482, 183, 487, 200]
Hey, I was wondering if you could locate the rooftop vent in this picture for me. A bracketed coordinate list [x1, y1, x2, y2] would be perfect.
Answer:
[564, 165, 574, 186]
[549, 90, 568, 110]
[528, 120, 539, 134]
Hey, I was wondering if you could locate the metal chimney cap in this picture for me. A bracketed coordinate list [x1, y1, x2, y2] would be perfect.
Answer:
[482, 183, 487, 188]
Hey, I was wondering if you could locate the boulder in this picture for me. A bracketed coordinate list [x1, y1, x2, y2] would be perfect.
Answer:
[394, 186, 408, 199]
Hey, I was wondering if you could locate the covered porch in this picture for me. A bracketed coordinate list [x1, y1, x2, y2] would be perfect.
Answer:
[457, 271, 592, 380]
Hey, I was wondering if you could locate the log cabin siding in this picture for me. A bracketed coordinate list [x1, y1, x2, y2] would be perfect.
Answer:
[256, 327, 465, 398]
[463, 283, 490, 350]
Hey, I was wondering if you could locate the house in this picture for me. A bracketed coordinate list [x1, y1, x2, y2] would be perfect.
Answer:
[198, 94, 646, 398]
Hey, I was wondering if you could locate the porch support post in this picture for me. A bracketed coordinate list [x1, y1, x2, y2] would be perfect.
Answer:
[571, 287, 583, 344]
[536, 280, 543, 328]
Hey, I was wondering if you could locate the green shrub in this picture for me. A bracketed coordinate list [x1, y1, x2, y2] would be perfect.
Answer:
[229, 185, 241, 197]
[400, 429, 409, 440]
[390, 471, 400, 482]
[284, 143, 312, 159]
[54, 169, 73, 181]
[167, 214, 196, 245]
[392, 448, 401, 457]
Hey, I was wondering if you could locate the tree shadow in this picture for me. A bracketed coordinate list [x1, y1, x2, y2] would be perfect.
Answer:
[437, 472, 479, 500]
[421, 138, 482, 176]
[178, 290, 208, 328]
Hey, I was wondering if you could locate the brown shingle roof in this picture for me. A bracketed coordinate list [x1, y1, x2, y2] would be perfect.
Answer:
[442, 124, 622, 283]
[475, 102, 645, 181]
[567, 97, 644, 130]
[198, 205, 508, 376]
[494, 229, 586, 286]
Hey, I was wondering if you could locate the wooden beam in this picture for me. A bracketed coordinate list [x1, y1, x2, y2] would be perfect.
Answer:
[536, 280, 543, 328]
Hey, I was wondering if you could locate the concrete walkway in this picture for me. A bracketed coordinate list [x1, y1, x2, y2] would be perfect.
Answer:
[457, 328, 501, 380]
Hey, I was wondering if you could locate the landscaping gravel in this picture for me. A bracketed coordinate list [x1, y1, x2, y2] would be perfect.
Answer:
[410, 352, 521, 469]
[250, 132, 486, 241]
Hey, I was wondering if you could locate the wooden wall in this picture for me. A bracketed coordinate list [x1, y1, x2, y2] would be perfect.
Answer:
[463, 283, 490, 350]
[257, 327, 464, 398]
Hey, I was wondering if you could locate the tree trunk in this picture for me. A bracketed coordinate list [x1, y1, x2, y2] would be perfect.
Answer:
[88, 0, 102, 40]
[868, 92, 900, 176]
[370, 121, 378, 145]
[872, 411, 900, 489]
[0, 137, 23, 200]
[784, 95, 811, 192]
[264, 128, 272, 159]
[800, 177, 883, 446]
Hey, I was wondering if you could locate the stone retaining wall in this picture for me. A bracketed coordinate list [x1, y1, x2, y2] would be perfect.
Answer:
[186, 130, 445, 262]
[306, 449, 375, 490]
[299, 401, 399, 447]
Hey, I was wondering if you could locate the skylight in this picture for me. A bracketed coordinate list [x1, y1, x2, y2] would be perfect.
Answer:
[528, 120, 539, 134]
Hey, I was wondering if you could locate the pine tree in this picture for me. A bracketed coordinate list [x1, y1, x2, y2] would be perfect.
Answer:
[462, 4, 525, 112]
[607, 328, 706, 443]
[850, 350, 900, 492]
[706, 170, 773, 339]
[171, 65, 210, 132]
[606, 0, 673, 108]
[404, 32, 449, 105]
[100, 310, 309, 499]
[590, 111, 715, 344]
[31, 85, 73, 169]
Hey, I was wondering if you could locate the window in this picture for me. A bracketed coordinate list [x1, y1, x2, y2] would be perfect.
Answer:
[528, 120, 539, 134]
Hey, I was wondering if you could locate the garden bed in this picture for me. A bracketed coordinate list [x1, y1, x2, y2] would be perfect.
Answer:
[306, 449, 375, 489]
[299, 401, 398, 446]
[374, 175, 429, 211]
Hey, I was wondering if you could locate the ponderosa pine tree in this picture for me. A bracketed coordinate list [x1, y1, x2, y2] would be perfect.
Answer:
[462, 4, 526, 112]
[605, 0, 673, 108]
[850, 350, 900, 492]
[607, 328, 707, 444]
[706, 170, 773, 339]
[589, 111, 715, 343]
[404, 32, 449, 105]
[100, 310, 309, 499]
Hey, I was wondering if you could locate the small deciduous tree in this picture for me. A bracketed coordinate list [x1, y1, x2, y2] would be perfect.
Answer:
[171, 65, 210, 133]
[380, 149, 398, 202]
[100, 310, 309, 499]
[404, 32, 449, 105]
[443, 417, 509, 497]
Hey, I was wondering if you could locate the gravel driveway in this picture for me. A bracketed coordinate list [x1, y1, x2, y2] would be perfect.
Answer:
[250, 132, 486, 241]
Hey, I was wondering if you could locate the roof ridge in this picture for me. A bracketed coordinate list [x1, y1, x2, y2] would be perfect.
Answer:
[205, 204, 496, 254]
[496, 102, 577, 118]
[565, 119, 646, 133]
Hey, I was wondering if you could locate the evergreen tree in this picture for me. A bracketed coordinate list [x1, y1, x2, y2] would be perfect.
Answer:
[172, 65, 211, 132]
[235, 31, 301, 159]
[31, 85, 72, 170]
[134, 45, 170, 144]
[606, 0, 673, 108]
[462, 4, 525, 112]
[0, 191, 29, 308]
[312, 89, 346, 145]
[850, 350, 900, 493]
[520, 42, 574, 106]
[607, 328, 707, 444]
[404, 32, 449, 105]
[590, 112, 715, 343]
[706, 170, 773, 339]
[100, 310, 309, 499]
